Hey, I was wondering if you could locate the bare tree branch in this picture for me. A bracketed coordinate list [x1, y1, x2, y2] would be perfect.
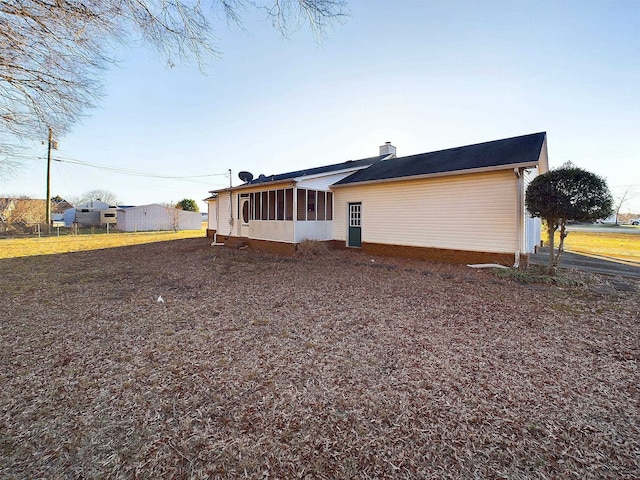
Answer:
[0, 0, 348, 159]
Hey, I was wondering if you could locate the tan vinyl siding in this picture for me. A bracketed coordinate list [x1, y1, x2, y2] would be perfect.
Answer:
[334, 170, 518, 253]
[217, 192, 232, 235]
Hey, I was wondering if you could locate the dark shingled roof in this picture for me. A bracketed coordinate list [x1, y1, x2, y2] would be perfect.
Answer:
[245, 155, 386, 185]
[334, 132, 547, 186]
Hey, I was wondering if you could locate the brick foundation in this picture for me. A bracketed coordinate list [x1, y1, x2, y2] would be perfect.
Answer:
[328, 240, 526, 267]
[206, 229, 217, 238]
[215, 236, 527, 267]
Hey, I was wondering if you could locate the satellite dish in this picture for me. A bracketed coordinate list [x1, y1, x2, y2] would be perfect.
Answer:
[238, 171, 254, 183]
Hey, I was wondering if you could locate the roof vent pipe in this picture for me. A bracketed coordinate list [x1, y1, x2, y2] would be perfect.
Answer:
[379, 141, 396, 157]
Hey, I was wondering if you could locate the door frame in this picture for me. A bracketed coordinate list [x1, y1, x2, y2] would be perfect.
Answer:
[347, 202, 362, 247]
[239, 196, 250, 237]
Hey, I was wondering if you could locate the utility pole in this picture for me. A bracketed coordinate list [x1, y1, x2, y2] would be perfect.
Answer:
[45, 127, 52, 234]
[229, 169, 232, 188]
[45, 128, 58, 235]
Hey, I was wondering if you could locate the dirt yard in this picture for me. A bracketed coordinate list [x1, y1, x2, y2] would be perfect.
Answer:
[1, 238, 638, 479]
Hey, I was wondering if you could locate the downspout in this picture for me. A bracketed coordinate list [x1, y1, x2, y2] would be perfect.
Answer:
[211, 231, 224, 246]
[514, 168, 523, 268]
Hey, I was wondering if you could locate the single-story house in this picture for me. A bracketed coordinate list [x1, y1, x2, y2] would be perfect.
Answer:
[116, 204, 202, 232]
[206, 132, 548, 266]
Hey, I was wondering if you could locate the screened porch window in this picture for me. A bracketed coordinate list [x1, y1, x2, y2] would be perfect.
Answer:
[297, 189, 306, 221]
[249, 188, 293, 221]
[285, 189, 294, 220]
[307, 190, 316, 221]
[276, 190, 285, 221]
[317, 191, 326, 221]
[296, 188, 333, 221]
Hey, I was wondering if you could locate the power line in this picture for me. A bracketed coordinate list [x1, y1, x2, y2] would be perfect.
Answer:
[48, 154, 229, 180]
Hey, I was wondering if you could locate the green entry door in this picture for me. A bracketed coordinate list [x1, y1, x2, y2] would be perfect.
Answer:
[348, 202, 362, 247]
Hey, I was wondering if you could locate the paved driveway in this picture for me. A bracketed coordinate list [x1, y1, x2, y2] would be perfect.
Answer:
[530, 248, 640, 279]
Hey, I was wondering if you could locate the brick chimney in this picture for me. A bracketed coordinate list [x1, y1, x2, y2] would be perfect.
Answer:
[379, 141, 396, 157]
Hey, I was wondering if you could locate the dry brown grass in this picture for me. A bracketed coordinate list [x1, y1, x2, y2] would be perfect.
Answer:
[1, 238, 638, 479]
[295, 239, 331, 257]
[0, 229, 204, 259]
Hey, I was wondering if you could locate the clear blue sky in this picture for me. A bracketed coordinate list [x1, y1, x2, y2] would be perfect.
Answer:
[3, 0, 639, 212]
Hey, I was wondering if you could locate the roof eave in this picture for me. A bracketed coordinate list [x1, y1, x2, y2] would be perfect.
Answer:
[292, 163, 379, 182]
[331, 161, 542, 188]
[212, 179, 297, 194]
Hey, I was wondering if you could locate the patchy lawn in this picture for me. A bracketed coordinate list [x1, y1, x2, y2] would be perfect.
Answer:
[1, 238, 638, 479]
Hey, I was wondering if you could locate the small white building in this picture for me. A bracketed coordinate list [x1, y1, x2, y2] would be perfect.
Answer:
[116, 204, 202, 232]
[64, 201, 111, 227]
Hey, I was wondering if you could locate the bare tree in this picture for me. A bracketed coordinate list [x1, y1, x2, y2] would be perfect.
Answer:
[0, 196, 45, 232]
[79, 189, 119, 206]
[0, 153, 20, 180]
[612, 185, 637, 225]
[0, 0, 347, 153]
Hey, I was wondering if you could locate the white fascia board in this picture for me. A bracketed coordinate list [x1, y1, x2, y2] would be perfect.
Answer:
[213, 180, 296, 194]
[292, 164, 375, 183]
[330, 161, 541, 188]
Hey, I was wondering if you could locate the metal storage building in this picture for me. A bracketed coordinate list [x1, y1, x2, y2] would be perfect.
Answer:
[116, 204, 202, 232]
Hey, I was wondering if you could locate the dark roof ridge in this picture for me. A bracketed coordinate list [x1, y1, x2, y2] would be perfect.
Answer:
[394, 131, 547, 162]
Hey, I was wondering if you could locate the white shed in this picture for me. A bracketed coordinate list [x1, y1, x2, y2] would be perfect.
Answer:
[116, 204, 202, 232]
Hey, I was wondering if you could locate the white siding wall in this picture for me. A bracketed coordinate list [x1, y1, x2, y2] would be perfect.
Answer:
[294, 220, 333, 242]
[333, 170, 519, 253]
[250, 220, 294, 242]
[207, 199, 218, 230]
[217, 192, 233, 235]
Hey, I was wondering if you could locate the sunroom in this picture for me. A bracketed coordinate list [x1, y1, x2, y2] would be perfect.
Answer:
[234, 186, 334, 243]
